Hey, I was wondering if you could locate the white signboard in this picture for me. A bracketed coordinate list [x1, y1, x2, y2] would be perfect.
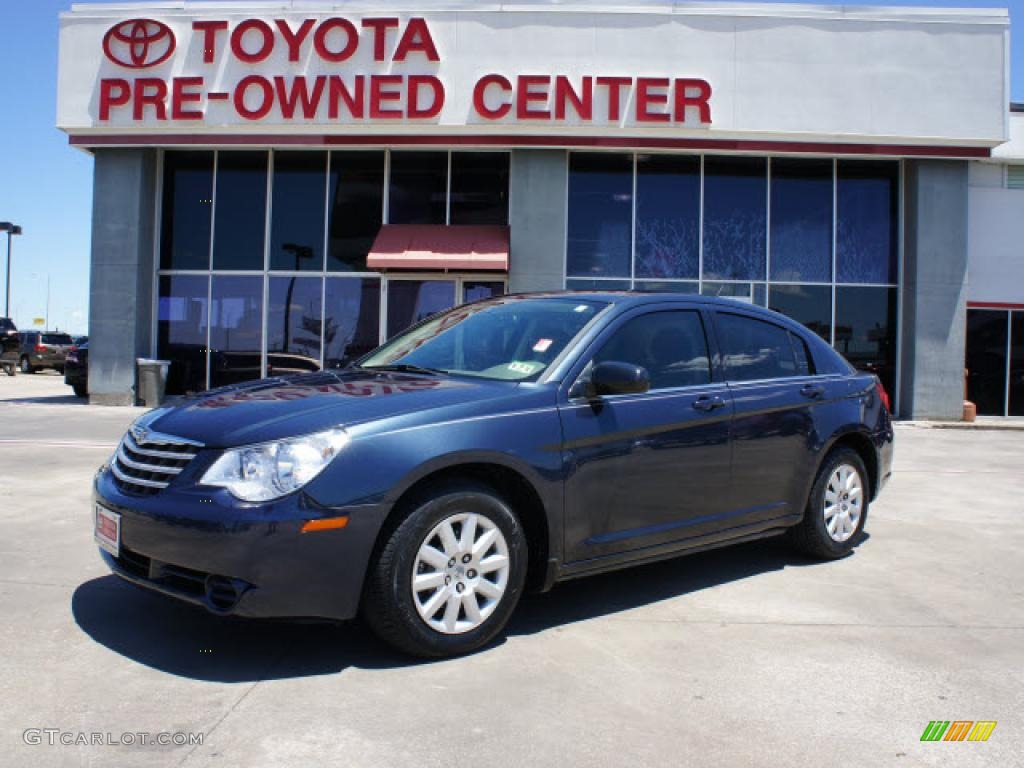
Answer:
[57, 2, 1009, 152]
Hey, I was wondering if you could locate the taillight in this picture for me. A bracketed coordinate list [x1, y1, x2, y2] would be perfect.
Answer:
[875, 379, 891, 413]
[67, 346, 78, 363]
[35, 343, 46, 352]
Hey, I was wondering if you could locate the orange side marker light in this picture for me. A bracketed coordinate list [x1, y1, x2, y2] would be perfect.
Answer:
[300, 516, 350, 533]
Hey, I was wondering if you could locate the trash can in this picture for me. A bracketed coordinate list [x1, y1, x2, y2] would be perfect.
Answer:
[136, 358, 170, 407]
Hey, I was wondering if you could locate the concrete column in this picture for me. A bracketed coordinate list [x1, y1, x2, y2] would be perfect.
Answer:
[899, 160, 969, 420]
[508, 149, 567, 293]
[88, 149, 158, 405]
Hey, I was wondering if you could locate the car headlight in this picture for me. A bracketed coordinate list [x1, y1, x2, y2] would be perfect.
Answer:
[200, 428, 350, 502]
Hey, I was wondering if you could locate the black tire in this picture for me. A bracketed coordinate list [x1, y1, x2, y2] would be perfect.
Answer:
[2, 364, 13, 376]
[790, 447, 870, 560]
[19, 357, 34, 374]
[362, 482, 528, 658]
[72, 383, 87, 398]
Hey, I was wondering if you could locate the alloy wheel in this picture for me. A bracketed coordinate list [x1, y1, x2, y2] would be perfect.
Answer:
[824, 463, 863, 543]
[411, 512, 510, 635]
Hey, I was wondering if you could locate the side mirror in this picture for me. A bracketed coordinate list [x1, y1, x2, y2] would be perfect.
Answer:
[582, 361, 650, 398]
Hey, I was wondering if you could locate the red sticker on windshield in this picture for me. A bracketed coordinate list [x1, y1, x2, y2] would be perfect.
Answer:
[533, 339, 553, 353]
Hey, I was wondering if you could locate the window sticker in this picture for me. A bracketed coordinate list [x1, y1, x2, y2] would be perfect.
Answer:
[532, 338, 553, 353]
[508, 361, 542, 375]
[574, 305, 590, 313]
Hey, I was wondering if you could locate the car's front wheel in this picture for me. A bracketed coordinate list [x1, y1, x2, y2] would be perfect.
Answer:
[19, 357, 34, 374]
[362, 483, 527, 657]
[790, 446, 869, 559]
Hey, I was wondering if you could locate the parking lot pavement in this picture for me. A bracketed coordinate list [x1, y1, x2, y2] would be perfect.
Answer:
[0, 396, 1021, 767]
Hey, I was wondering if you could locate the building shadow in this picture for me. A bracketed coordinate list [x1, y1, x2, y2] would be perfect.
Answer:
[72, 535, 863, 682]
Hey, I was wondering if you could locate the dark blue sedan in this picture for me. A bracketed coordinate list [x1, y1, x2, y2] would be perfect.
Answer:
[94, 292, 893, 657]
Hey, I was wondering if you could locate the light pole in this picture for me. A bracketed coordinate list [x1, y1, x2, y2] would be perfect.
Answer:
[0, 222, 23, 317]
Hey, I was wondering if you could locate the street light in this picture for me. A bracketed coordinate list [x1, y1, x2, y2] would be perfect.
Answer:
[0, 222, 23, 317]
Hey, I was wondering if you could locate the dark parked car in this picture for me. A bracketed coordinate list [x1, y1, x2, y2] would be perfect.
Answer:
[16, 330, 74, 373]
[65, 342, 88, 398]
[93, 293, 893, 657]
[0, 317, 17, 375]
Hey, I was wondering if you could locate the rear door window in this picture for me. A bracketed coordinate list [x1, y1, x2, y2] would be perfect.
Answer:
[715, 312, 801, 382]
[593, 310, 711, 390]
[789, 332, 814, 376]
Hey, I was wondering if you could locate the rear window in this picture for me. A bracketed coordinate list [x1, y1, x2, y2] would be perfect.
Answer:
[42, 333, 73, 345]
[716, 312, 800, 382]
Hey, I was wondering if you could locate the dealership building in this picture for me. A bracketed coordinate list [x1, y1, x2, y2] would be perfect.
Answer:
[56, 1, 1022, 417]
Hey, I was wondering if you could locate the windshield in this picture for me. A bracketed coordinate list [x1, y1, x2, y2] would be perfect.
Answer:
[360, 297, 608, 381]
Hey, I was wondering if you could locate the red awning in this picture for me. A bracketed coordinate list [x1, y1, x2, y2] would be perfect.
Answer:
[367, 225, 509, 271]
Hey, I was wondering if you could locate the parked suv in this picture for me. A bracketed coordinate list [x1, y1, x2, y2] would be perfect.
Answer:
[16, 331, 75, 373]
[94, 293, 893, 657]
[65, 341, 89, 397]
[0, 317, 17, 375]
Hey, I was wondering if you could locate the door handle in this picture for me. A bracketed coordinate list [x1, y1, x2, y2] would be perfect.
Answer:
[800, 384, 825, 399]
[692, 395, 726, 412]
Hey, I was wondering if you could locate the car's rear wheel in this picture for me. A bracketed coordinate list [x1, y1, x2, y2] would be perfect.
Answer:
[362, 483, 527, 657]
[790, 446, 869, 559]
[19, 356, 34, 374]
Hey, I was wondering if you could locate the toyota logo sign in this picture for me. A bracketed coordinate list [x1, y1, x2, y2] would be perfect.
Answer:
[102, 19, 175, 68]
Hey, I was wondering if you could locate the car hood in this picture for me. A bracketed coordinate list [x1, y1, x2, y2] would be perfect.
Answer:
[146, 370, 520, 448]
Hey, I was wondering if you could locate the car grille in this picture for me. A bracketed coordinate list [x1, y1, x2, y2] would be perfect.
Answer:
[111, 430, 203, 496]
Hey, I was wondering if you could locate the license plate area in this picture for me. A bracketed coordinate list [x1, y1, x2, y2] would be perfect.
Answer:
[94, 504, 120, 558]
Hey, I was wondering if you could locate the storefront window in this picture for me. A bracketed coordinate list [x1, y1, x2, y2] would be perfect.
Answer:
[327, 151, 385, 272]
[267, 276, 322, 375]
[566, 278, 631, 291]
[635, 155, 699, 280]
[389, 151, 448, 225]
[703, 157, 767, 281]
[702, 282, 763, 304]
[635, 281, 699, 294]
[450, 153, 510, 225]
[270, 152, 326, 272]
[209, 275, 264, 388]
[966, 309, 1008, 416]
[835, 286, 897, 396]
[770, 159, 833, 282]
[837, 160, 898, 284]
[768, 284, 832, 342]
[1011, 312, 1024, 417]
[324, 277, 381, 367]
[157, 275, 209, 395]
[386, 280, 456, 338]
[566, 153, 633, 279]
[160, 152, 213, 270]
[463, 281, 506, 303]
[212, 152, 268, 271]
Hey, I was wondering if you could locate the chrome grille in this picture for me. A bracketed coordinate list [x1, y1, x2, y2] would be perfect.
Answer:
[111, 429, 203, 496]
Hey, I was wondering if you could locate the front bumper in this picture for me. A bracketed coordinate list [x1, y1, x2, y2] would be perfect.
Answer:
[93, 466, 389, 620]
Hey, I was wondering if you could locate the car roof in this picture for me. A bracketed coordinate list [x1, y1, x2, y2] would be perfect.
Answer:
[503, 290, 780, 315]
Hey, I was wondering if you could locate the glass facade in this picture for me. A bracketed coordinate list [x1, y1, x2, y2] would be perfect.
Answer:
[965, 309, 1024, 417]
[566, 152, 901, 397]
[158, 150, 509, 394]
[158, 148, 902, 403]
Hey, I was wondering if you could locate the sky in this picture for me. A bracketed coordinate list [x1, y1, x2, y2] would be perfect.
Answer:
[0, 0, 1020, 335]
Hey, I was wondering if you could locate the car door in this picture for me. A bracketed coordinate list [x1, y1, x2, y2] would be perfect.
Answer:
[709, 309, 824, 522]
[560, 305, 734, 563]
